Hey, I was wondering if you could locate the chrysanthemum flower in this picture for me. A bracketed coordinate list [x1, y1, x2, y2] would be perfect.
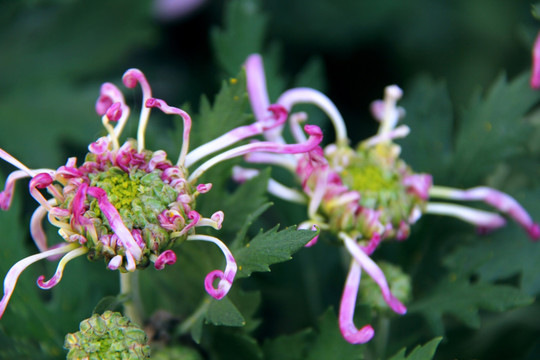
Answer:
[0, 68, 323, 319]
[238, 54, 540, 344]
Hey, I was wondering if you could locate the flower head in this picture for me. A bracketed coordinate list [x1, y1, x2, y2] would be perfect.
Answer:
[241, 54, 540, 344]
[0, 68, 323, 319]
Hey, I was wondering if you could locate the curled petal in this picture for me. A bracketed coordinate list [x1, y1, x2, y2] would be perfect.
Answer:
[188, 125, 323, 182]
[196, 183, 212, 193]
[298, 222, 319, 247]
[158, 209, 185, 231]
[87, 186, 142, 260]
[125, 250, 136, 272]
[277, 87, 348, 145]
[360, 233, 382, 256]
[211, 211, 225, 229]
[532, 30, 540, 89]
[88, 137, 111, 155]
[122, 68, 153, 152]
[0, 170, 31, 210]
[402, 174, 433, 200]
[425, 202, 507, 231]
[339, 260, 375, 344]
[108, 255, 123, 270]
[37, 247, 88, 289]
[187, 234, 237, 300]
[105, 102, 123, 122]
[341, 232, 407, 315]
[96, 82, 126, 115]
[154, 250, 177, 270]
[0, 148, 36, 177]
[29, 173, 54, 210]
[183, 104, 287, 168]
[146, 98, 192, 166]
[30, 200, 57, 252]
[0, 244, 78, 320]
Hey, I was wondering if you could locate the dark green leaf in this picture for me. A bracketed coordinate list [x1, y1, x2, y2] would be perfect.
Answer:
[451, 72, 540, 186]
[211, 0, 268, 76]
[206, 297, 246, 327]
[387, 337, 442, 360]
[263, 329, 314, 360]
[233, 226, 318, 278]
[409, 276, 534, 335]
[190, 69, 250, 150]
[400, 76, 453, 180]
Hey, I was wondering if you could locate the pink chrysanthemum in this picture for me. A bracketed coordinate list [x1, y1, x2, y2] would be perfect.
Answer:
[238, 54, 540, 344]
[0, 68, 323, 319]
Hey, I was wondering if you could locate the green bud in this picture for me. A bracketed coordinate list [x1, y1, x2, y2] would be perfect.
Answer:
[64, 311, 150, 359]
[358, 261, 412, 315]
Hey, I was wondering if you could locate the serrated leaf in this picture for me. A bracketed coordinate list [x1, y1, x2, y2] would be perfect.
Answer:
[387, 337, 442, 360]
[233, 226, 318, 278]
[211, 0, 268, 76]
[451, 72, 540, 186]
[409, 277, 534, 335]
[400, 76, 453, 179]
[206, 297, 246, 327]
[190, 69, 250, 150]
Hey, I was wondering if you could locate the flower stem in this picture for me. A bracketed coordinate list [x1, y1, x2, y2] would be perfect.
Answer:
[120, 271, 144, 326]
[374, 316, 390, 359]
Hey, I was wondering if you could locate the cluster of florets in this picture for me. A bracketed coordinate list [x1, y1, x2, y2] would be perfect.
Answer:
[64, 311, 150, 359]
[38, 136, 211, 272]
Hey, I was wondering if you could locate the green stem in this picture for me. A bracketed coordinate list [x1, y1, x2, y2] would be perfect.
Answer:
[120, 271, 144, 326]
[374, 316, 390, 360]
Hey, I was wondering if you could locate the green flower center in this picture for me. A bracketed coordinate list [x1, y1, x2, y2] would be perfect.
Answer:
[88, 167, 179, 230]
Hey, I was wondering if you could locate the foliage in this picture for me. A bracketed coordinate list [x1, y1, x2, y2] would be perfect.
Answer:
[1, 0, 540, 359]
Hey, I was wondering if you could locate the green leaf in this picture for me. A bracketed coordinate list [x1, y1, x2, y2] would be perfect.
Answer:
[206, 297, 246, 327]
[451, 72, 540, 186]
[409, 276, 534, 335]
[400, 76, 453, 179]
[387, 337, 442, 360]
[190, 69, 250, 150]
[211, 0, 268, 76]
[443, 223, 540, 296]
[233, 226, 318, 278]
[263, 329, 314, 360]
[305, 308, 364, 360]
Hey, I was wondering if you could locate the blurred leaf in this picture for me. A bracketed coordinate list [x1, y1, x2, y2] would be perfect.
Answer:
[443, 223, 540, 296]
[451, 72, 540, 186]
[0, 198, 63, 358]
[211, 0, 268, 76]
[305, 308, 364, 360]
[263, 308, 364, 360]
[409, 276, 534, 335]
[0, 0, 154, 165]
[400, 76, 453, 180]
[206, 329, 263, 360]
[0, 0, 154, 90]
[387, 337, 442, 360]
[263, 329, 314, 360]
[92, 295, 127, 314]
[233, 226, 318, 279]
